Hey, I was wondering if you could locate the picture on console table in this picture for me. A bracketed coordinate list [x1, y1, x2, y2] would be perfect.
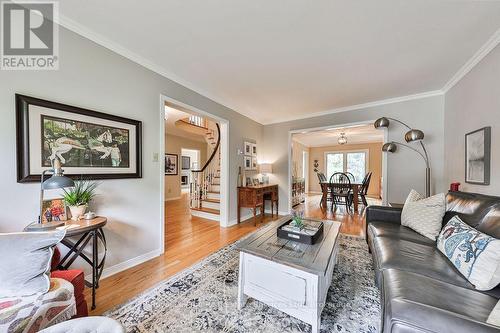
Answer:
[465, 126, 491, 185]
[16, 94, 142, 182]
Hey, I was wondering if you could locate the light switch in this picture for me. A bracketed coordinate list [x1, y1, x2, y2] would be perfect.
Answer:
[153, 152, 159, 162]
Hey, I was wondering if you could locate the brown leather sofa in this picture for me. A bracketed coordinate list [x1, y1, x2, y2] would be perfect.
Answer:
[366, 191, 500, 333]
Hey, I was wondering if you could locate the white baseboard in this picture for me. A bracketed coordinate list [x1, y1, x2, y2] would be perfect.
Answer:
[165, 196, 182, 202]
[87, 248, 163, 283]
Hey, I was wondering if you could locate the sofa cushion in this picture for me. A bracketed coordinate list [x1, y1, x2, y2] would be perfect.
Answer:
[371, 236, 473, 289]
[368, 221, 436, 246]
[487, 300, 500, 327]
[401, 190, 446, 240]
[437, 215, 500, 291]
[382, 269, 500, 333]
[0, 230, 66, 297]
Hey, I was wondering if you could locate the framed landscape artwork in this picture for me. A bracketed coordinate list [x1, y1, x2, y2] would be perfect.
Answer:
[165, 154, 178, 175]
[465, 127, 491, 185]
[16, 94, 142, 182]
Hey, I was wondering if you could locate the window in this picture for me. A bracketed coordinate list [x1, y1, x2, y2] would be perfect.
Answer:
[325, 150, 368, 182]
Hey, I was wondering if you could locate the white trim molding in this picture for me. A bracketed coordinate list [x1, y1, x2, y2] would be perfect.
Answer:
[264, 90, 444, 125]
[443, 27, 500, 92]
[94, 248, 163, 282]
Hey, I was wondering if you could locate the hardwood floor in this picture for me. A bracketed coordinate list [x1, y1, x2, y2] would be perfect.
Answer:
[84, 192, 373, 315]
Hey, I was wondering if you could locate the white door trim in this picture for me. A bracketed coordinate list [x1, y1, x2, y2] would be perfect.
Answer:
[159, 94, 230, 254]
[287, 120, 387, 212]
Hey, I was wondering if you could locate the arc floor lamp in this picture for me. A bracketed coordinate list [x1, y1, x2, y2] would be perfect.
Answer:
[374, 117, 431, 197]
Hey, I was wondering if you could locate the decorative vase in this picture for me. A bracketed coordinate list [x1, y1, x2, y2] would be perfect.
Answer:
[69, 205, 86, 221]
[237, 167, 243, 187]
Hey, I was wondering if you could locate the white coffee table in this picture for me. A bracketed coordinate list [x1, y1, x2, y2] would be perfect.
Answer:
[237, 216, 340, 333]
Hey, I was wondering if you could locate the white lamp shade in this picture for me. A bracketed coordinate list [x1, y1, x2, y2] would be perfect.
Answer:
[259, 163, 273, 174]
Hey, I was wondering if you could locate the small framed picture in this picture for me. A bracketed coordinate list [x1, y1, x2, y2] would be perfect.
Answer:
[41, 198, 67, 223]
[165, 153, 178, 175]
[244, 156, 252, 170]
[465, 127, 491, 185]
[251, 143, 257, 156]
[245, 177, 252, 187]
[244, 141, 252, 156]
[251, 157, 258, 170]
[181, 156, 190, 170]
[253, 178, 260, 186]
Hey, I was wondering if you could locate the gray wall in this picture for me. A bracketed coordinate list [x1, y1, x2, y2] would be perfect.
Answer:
[0, 27, 262, 275]
[444, 44, 500, 195]
[262, 96, 445, 211]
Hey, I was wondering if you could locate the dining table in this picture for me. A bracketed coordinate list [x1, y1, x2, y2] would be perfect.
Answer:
[320, 181, 363, 211]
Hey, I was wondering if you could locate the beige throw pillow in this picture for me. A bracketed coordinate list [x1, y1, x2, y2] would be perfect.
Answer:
[488, 300, 500, 327]
[401, 189, 445, 240]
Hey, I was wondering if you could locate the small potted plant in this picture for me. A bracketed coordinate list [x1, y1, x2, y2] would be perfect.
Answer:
[62, 179, 99, 221]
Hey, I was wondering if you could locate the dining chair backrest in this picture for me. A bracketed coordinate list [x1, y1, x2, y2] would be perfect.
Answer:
[345, 172, 355, 182]
[317, 172, 327, 182]
[360, 172, 372, 195]
[329, 172, 352, 194]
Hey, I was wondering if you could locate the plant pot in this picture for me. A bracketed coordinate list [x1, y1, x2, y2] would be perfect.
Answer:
[69, 205, 86, 221]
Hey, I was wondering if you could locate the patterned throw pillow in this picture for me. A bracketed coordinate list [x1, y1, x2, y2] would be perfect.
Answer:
[437, 215, 500, 291]
[401, 189, 445, 240]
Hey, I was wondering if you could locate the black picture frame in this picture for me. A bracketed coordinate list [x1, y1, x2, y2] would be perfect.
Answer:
[165, 153, 178, 175]
[465, 126, 491, 185]
[181, 156, 191, 170]
[16, 94, 142, 182]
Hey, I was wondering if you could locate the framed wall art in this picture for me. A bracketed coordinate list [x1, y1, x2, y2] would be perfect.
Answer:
[251, 143, 257, 156]
[165, 154, 178, 175]
[251, 157, 258, 170]
[244, 141, 252, 156]
[16, 94, 142, 182]
[465, 127, 491, 185]
[181, 155, 191, 170]
[244, 156, 252, 170]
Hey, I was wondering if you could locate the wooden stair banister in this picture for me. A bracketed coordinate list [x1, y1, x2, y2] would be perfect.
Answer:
[190, 123, 221, 213]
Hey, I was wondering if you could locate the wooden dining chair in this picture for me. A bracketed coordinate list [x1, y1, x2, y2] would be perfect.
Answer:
[317, 172, 331, 207]
[345, 172, 355, 182]
[356, 172, 372, 206]
[329, 172, 352, 211]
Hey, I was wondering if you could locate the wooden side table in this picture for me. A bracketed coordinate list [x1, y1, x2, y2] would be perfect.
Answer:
[237, 185, 278, 225]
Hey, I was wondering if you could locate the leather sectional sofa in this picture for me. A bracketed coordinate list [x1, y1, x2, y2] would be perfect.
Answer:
[366, 191, 500, 333]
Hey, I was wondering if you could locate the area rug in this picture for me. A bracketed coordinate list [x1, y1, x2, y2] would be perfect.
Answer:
[106, 234, 380, 333]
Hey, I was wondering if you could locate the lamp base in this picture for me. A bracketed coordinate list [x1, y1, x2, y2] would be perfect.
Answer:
[25, 221, 65, 231]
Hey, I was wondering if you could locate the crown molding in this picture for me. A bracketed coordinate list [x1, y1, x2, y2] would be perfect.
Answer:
[58, 15, 242, 115]
[263, 90, 444, 125]
[442, 27, 500, 93]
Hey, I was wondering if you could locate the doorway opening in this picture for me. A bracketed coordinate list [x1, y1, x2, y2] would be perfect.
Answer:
[288, 121, 387, 235]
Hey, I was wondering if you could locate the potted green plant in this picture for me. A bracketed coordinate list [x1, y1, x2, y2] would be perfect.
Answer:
[62, 179, 99, 221]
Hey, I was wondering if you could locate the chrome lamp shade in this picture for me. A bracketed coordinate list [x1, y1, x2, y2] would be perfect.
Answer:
[405, 129, 425, 142]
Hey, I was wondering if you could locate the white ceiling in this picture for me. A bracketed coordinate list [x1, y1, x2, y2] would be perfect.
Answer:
[164, 106, 205, 142]
[59, 1, 500, 124]
[293, 123, 384, 147]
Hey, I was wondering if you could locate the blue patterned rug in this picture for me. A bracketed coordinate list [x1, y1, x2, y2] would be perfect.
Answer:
[106, 234, 380, 332]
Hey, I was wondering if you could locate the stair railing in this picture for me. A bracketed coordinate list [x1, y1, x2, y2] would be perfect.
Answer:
[190, 122, 220, 210]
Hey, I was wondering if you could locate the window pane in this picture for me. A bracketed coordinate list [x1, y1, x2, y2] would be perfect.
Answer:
[326, 153, 343, 181]
[346, 152, 366, 182]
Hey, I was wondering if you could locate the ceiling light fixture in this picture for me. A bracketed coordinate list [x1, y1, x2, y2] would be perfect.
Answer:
[338, 132, 347, 145]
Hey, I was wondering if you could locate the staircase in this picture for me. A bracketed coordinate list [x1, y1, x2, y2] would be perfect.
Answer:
[190, 120, 221, 221]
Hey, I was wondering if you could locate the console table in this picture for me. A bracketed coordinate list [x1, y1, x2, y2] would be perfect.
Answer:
[237, 184, 278, 225]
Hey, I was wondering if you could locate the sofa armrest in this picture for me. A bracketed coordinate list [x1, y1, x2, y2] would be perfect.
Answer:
[366, 205, 402, 225]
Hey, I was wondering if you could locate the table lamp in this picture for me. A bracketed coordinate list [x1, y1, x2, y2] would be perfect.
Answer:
[31, 157, 75, 230]
[259, 163, 273, 184]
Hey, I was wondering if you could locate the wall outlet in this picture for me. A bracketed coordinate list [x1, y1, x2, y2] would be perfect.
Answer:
[153, 152, 159, 162]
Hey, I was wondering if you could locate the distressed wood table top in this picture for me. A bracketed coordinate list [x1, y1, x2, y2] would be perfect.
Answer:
[236, 215, 341, 275]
